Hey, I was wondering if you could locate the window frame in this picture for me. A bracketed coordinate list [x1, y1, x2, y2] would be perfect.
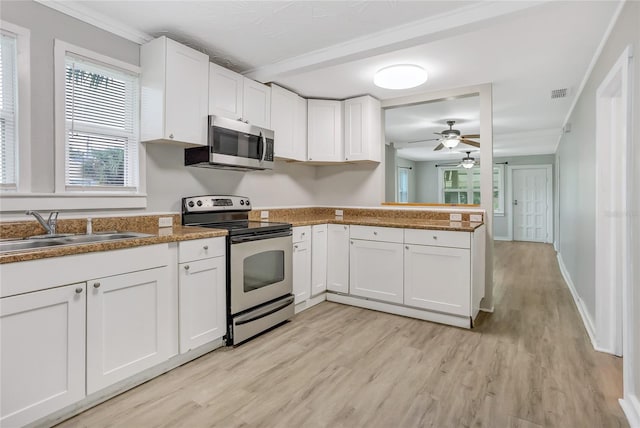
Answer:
[437, 165, 504, 215]
[397, 166, 410, 203]
[0, 20, 31, 194]
[53, 40, 146, 200]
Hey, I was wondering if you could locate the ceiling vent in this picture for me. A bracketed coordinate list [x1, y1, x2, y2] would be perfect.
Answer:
[551, 88, 568, 99]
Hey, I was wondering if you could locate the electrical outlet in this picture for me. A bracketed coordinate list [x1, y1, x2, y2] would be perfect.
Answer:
[450, 213, 462, 221]
[335, 209, 344, 217]
[158, 217, 173, 228]
[470, 214, 483, 222]
[260, 211, 269, 220]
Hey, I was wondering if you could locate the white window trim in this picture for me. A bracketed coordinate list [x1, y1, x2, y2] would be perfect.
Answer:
[437, 165, 504, 214]
[0, 20, 31, 193]
[493, 164, 505, 216]
[53, 40, 146, 203]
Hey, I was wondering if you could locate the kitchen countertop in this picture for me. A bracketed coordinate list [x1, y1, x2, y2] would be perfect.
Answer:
[0, 225, 227, 264]
[264, 215, 483, 232]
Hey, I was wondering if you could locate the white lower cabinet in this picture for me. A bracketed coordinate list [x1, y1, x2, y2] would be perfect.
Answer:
[0, 284, 86, 427]
[86, 267, 174, 394]
[311, 224, 328, 296]
[178, 256, 226, 353]
[349, 238, 404, 304]
[326, 224, 349, 293]
[292, 226, 311, 304]
[404, 244, 471, 316]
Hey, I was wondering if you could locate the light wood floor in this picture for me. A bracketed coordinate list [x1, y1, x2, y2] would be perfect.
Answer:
[58, 242, 627, 427]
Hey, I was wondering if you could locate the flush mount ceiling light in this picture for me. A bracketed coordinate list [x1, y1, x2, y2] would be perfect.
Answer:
[374, 64, 427, 90]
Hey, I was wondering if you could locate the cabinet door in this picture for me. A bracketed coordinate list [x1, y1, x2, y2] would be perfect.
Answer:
[179, 257, 226, 354]
[311, 224, 328, 296]
[209, 62, 243, 120]
[271, 84, 298, 160]
[349, 239, 403, 304]
[292, 240, 311, 304]
[165, 38, 209, 146]
[404, 245, 471, 316]
[243, 78, 271, 128]
[294, 95, 308, 160]
[327, 224, 349, 293]
[1, 284, 86, 427]
[87, 267, 173, 394]
[344, 95, 381, 162]
[307, 99, 343, 162]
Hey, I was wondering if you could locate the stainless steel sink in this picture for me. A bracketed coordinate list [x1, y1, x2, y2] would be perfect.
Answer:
[0, 232, 154, 254]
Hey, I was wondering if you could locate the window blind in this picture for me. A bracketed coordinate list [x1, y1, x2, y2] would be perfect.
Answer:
[0, 32, 18, 189]
[64, 53, 139, 190]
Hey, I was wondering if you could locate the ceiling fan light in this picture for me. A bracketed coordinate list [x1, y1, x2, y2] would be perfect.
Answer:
[442, 136, 460, 149]
[374, 64, 428, 90]
[461, 161, 475, 169]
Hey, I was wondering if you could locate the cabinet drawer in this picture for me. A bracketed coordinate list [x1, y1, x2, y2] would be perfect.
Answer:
[293, 226, 311, 243]
[350, 225, 403, 243]
[179, 238, 225, 263]
[404, 229, 470, 249]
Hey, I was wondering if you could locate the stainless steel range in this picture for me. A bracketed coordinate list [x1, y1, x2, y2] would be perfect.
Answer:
[182, 195, 293, 345]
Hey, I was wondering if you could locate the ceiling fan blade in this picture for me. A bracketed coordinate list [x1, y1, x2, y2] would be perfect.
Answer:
[461, 134, 480, 139]
[406, 138, 440, 144]
[460, 139, 480, 148]
[433, 142, 445, 151]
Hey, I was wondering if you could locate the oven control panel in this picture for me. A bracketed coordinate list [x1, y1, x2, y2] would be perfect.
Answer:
[183, 195, 251, 212]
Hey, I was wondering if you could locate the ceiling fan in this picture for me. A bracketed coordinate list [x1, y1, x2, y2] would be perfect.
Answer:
[437, 151, 479, 169]
[402, 120, 480, 151]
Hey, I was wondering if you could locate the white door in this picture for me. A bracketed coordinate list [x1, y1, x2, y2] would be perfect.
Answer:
[178, 257, 226, 354]
[209, 62, 243, 120]
[243, 78, 271, 128]
[349, 239, 403, 304]
[327, 224, 349, 293]
[311, 224, 328, 296]
[513, 168, 549, 242]
[404, 245, 471, 316]
[1, 284, 86, 427]
[165, 38, 209, 146]
[308, 99, 343, 162]
[292, 239, 311, 304]
[87, 267, 173, 394]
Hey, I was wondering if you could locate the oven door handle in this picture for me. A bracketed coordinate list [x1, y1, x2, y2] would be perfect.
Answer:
[230, 230, 292, 243]
[235, 295, 295, 326]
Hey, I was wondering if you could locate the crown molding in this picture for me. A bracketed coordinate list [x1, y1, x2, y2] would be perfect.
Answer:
[34, 0, 153, 45]
[244, 1, 547, 83]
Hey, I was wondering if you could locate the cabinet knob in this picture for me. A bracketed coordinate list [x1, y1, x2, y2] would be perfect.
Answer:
[301, 232, 305, 236]
[373, 231, 378, 236]
[93, 282, 101, 289]
[169, 134, 174, 139]
[405, 246, 409, 250]
[433, 236, 438, 240]
[309, 158, 312, 160]
[344, 226, 347, 230]
[294, 245, 298, 249]
[350, 241, 354, 245]
[345, 157, 349, 160]
[75, 287, 83, 294]
[203, 245, 209, 250]
[184, 265, 190, 271]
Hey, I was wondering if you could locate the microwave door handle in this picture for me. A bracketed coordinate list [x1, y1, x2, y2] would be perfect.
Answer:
[260, 132, 266, 163]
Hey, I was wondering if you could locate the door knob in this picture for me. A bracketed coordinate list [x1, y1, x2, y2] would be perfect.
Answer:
[514, 200, 518, 206]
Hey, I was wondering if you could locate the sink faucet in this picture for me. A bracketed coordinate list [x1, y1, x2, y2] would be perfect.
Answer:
[26, 210, 59, 235]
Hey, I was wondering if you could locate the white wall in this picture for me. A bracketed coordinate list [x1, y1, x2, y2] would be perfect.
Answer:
[414, 161, 439, 203]
[396, 157, 416, 202]
[313, 163, 384, 206]
[556, 1, 639, 419]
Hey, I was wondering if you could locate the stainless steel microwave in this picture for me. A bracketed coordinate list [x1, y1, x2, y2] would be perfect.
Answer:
[185, 115, 275, 171]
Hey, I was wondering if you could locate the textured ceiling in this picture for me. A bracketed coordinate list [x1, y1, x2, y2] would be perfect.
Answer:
[60, 0, 621, 160]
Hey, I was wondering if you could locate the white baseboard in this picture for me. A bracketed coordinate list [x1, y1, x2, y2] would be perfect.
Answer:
[620, 394, 640, 428]
[479, 306, 494, 313]
[493, 236, 511, 241]
[556, 252, 599, 350]
[294, 292, 326, 314]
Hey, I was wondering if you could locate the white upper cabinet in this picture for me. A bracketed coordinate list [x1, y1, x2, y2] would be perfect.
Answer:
[141, 36, 209, 146]
[209, 63, 271, 128]
[271, 84, 307, 161]
[209, 62, 244, 121]
[243, 78, 271, 128]
[344, 95, 382, 162]
[307, 99, 343, 162]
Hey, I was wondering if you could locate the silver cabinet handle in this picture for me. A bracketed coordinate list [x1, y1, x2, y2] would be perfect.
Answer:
[169, 133, 174, 139]
[184, 265, 190, 271]
[93, 282, 101, 288]
[75, 287, 83, 294]
[203, 245, 209, 250]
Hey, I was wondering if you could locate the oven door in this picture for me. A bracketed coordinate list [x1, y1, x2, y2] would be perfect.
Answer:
[230, 233, 292, 315]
